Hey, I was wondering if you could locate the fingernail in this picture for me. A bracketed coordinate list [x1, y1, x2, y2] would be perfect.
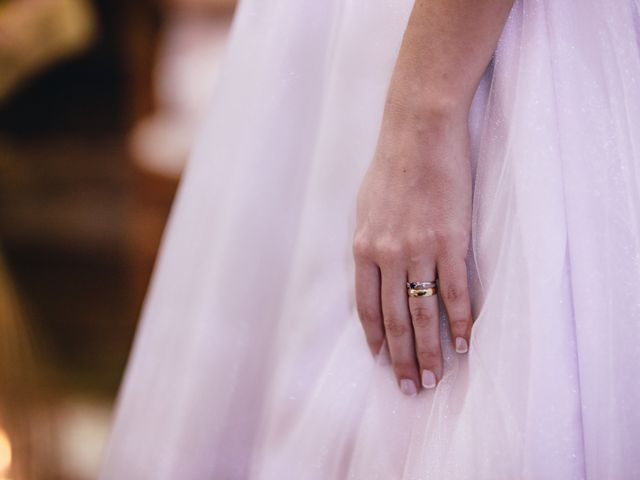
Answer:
[400, 379, 417, 396]
[455, 337, 469, 354]
[421, 369, 437, 389]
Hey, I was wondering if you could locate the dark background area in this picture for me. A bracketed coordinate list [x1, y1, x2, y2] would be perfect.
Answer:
[0, 0, 162, 393]
[0, 0, 235, 477]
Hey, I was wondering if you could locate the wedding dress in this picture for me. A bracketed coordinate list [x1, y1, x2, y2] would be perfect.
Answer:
[100, 0, 640, 478]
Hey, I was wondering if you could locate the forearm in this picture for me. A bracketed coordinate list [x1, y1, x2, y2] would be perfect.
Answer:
[387, 0, 515, 125]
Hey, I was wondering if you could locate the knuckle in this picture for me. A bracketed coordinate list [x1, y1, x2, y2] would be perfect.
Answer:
[374, 238, 404, 264]
[405, 241, 435, 265]
[416, 348, 442, 367]
[420, 228, 438, 244]
[406, 229, 435, 250]
[443, 225, 469, 243]
[444, 283, 467, 303]
[352, 235, 372, 260]
[383, 317, 409, 337]
[357, 303, 380, 324]
[449, 317, 471, 333]
[434, 229, 450, 246]
[436, 227, 469, 253]
[392, 360, 417, 378]
[411, 305, 437, 327]
[407, 229, 437, 251]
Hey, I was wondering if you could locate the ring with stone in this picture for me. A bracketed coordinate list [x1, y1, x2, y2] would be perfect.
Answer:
[406, 281, 438, 297]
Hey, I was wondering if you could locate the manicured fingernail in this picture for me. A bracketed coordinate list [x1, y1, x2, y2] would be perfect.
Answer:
[455, 337, 469, 353]
[400, 379, 417, 397]
[422, 369, 437, 389]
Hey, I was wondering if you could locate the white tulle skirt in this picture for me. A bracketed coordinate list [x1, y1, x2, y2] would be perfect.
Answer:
[100, 1, 640, 478]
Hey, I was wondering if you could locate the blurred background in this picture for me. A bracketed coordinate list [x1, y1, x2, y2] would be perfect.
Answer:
[0, 0, 236, 478]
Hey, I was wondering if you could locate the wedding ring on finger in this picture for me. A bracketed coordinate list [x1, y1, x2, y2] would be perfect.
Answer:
[407, 287, 438, 297]
[406, 281, 438, 298]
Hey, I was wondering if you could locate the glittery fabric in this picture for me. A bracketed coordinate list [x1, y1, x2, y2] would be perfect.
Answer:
[100, 1, 640, 478]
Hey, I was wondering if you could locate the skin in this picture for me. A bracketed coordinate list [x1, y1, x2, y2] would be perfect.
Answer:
[353, 0, 515, 396]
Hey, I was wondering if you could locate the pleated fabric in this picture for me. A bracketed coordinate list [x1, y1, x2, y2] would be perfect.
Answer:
[100, 1, 640, 478]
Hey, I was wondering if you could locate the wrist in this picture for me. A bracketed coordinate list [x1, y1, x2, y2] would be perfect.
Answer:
[382, 91, 470, 133]
[380, 94, 469, 144]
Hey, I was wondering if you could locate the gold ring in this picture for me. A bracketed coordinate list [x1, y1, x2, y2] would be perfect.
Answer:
[408, 286, 438, 297]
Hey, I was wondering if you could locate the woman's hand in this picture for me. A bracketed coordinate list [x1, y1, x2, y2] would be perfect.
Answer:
[353, 105, 473, 395]
[352, 0, 514, 396]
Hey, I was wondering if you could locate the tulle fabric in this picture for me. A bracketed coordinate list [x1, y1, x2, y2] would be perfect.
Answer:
[100, 0, 640, 478]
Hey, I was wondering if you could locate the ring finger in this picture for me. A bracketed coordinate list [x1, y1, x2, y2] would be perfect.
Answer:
[407, 264, 443, 389]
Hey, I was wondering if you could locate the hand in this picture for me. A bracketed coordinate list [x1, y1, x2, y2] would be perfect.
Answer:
[353, 106, 474, 396]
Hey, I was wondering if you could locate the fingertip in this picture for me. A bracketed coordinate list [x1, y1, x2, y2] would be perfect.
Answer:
[454, 336, 469, 354]
[448, 316, 472, 352]
[421, 369, 437, 389]
[393, 364, 421, 396]
[399, 378, 418, 397]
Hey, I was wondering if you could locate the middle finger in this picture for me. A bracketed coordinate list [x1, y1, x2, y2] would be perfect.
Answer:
[407, 265, 443, 389]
